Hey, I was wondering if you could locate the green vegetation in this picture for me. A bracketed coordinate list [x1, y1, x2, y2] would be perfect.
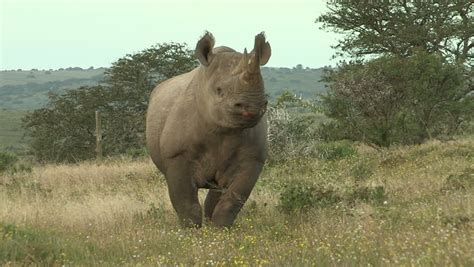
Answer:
[0, 110, 28, 153]
[0, 152, 32, 174]
[21, 43, 197, 162]
[0, 152, 17, 173]
[266, 91, 325, 164]
[1, 137, 472, 265]
[320, 52, 472, 146]
[317, 1, 473, 147]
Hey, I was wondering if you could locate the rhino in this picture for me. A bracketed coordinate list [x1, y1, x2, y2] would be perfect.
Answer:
[146, 32, 271, 227]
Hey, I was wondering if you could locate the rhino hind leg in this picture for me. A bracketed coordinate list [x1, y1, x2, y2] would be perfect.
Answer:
[165, 159, 202, 227]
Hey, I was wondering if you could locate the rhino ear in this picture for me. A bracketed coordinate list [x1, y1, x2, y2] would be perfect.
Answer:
[252, 32, 271, 66]
[195, 31, 215, 66]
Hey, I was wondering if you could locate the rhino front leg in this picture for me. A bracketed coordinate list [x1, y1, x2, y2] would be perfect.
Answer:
[211, 161, 263, 227]
[204, 190, 222, 220]
[165, 158, 202, 227]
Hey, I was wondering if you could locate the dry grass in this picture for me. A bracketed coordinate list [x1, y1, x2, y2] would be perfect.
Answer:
[1, 138, 473, 266]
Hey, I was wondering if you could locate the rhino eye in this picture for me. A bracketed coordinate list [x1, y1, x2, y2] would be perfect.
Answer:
[215, 87, 224, 96]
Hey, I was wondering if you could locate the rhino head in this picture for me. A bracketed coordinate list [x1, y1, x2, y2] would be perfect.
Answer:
[194, 32, 271, 129]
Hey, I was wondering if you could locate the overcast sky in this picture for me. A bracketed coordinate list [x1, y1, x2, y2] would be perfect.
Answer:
[0, 0, 340, 70]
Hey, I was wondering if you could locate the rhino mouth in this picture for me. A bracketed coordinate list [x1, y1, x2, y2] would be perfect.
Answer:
[230, 108, 266, 129]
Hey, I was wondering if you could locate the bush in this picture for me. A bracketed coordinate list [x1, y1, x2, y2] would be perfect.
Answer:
[320, 52, 472, 147]
[441, 168, 474, 191]
[0, 152, 18, 173]
[278, 179, 388, 214]
[1, 223, 89, 265]
[351, 159, 376, 181]
[11, 163, 33, 174]
[267, 92, 321, 163]
[278, 181, 341, 214]
[315, 141, 357, 160]
[349, 185, 386, 205]
[125, 147, 148, 159]
[442, 215, 471, 229]
[267, 108, 316, 162]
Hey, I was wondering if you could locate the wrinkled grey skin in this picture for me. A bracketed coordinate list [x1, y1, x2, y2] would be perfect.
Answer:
[146, 32, 271, 227]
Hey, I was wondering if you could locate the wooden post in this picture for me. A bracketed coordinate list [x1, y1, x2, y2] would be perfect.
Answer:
[95, 110, 103, 162]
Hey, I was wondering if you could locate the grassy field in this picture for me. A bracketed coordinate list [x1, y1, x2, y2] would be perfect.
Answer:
[0, 138, 473, 265]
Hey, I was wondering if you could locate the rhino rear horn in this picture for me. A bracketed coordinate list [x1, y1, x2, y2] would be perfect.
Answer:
[195, 31, 215, 66]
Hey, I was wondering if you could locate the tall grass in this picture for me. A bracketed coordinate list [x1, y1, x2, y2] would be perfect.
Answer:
[1, 138, 473, 265]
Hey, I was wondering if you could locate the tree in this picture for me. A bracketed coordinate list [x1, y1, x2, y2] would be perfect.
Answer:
[317, 1, 473, 64]
[317, 1, 473, 146]
[23, 43, 197, 162]
[104, 43, 197, 115]
[23, 86, 107, 162]
[320, 52, 471, 147]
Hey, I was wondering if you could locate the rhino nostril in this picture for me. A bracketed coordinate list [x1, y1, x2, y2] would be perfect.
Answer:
[234, 103, 243, 108]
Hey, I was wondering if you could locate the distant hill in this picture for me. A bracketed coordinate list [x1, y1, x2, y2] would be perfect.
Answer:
[261, 67, 327, 99]
[0, 68, 106, 87]
[0, 68, 105, 110]
[0, 66, 327, 153]
[0, 67, 327, 110]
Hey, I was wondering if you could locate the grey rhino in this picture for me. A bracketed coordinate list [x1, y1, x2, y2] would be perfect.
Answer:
[146, 32, 271, 227]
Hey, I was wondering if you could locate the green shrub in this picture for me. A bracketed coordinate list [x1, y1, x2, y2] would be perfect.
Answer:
[278, 182, 341, 213]
[315, 141, 357, 160]
[442, 168, 474, 191]
[266, 91, 322, 164]
[441, 215, 471, 229]
[146, 203, 165, 220]
[1, 223, 77, 265]
[380, 153, 407, 168]
[349, 185, 386, 205]
[441, 144, 474, 159]
[0, 152, 18, 173]
[134, 203, 166, 224]
[0, 152, 33, 175]
[267, 108, 318, 163]
[11, 163, 33, 174]
[5, 176, 51, 199]
[125, 147, 148, 159]
[351, 159, 376, 181]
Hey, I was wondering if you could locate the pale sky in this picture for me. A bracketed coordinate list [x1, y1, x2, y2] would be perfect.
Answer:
[0, 0, 339, 70]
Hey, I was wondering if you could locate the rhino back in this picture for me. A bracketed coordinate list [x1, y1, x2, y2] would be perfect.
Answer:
[146, 69, 197, 170]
